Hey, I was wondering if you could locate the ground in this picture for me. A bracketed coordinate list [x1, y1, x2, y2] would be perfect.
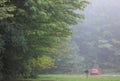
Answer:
[33, 74, 120, 81]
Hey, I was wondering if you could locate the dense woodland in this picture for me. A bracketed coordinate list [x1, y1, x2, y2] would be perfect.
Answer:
[1, 0, 120, 80]
[0, 0, 88, 80]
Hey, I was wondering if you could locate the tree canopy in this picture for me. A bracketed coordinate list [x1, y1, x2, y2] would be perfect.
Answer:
[0, 0, 88, 80]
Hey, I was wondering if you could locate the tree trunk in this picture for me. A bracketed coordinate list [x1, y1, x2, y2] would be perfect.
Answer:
[1, 57, 10, 80]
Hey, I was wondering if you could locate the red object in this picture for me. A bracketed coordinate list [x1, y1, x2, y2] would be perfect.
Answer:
[90, 69, 100, 75]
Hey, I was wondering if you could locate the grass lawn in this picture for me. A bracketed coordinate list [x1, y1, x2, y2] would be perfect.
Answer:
[32, 74, 120, 81]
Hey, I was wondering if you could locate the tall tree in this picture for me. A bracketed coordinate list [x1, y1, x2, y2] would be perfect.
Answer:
[0, 0, 89, 80]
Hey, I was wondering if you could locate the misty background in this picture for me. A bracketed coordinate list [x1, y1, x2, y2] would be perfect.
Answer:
[71, 0, 120, 74]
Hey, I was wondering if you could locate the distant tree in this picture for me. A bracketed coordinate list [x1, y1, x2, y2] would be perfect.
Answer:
[72, 6, 120, 73]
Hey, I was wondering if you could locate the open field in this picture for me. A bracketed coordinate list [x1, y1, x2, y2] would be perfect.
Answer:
[32, 74, 120, 81]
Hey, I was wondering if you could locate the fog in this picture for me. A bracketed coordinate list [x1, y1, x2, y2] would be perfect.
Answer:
[71, 0, 120, 74]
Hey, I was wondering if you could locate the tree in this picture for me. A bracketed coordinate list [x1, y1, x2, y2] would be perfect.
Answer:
[0, 0, 89, 80]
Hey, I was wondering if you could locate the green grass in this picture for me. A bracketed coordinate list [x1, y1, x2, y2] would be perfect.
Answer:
[32, 74, 120, 81]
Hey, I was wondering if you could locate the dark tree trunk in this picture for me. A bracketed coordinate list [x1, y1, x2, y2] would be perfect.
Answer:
[1, 56, 10, 80]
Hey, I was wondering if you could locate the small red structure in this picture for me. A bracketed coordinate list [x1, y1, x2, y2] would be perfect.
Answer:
[90, 69, 100, 75]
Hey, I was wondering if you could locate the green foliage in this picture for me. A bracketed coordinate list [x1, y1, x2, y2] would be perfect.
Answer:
[0, 0, 89, 80]
[29, 56, 55, 71]
[38, 56, 55, 70]
[0, 0, 16, 20]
